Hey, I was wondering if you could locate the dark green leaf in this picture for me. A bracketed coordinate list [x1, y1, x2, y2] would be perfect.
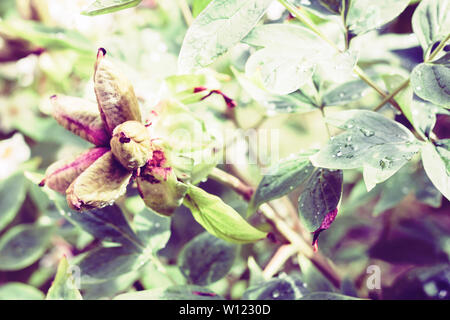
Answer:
[183, 185, 267, 244]
[76, 246, 142, 283]
[178, 0, 273, 73]
[300, 292, 361, 300]
[82, 0, 142, 16]
[298, 168, 343, 232]
[310, 110, 421, 190]
[0, 283, 44, 300]
[133, 207, 171, 253]
[243, 275, 309, 300]
[114, 285, 223, 300]
[411, 53, 450, 108]
[0, 224, 54, 271]
[413, 167, 442, 208]
[250, 151, 315, 214]
[412, 0, 450, 57]
[178, 232, 237, 285]
[0, 172, 26, 232]
[46, 257, 83, 300]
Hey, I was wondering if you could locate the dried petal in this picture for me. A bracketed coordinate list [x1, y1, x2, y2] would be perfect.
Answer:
[110, 121, 152, 170]
[40, 147, 109, 193]
[94, 48, 141, 134]
[312, 208, 338, 251]
[66, 151, 132, 211]
[50, 95, 109, 146]
[137, 164, 188, 216]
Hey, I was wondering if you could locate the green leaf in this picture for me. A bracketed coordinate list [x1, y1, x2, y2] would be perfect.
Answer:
[373, 164, 414, 215]
[300, 292, 361, 300]
[410, 100, 450, 138]
[310, 110, 421, 191]
[346, 0, 410, 35]
[298, 168, 343, 232]
[0, 172, 26, 232]
[381, 74, 413, 124]
[411, 53, 450, 108]
[46, 257, 83, 300]
[421, 141, 450, 201]
[0, 224, 54, 271]
[249, 151, 315, 214]
[297, 255, 335, 292]
[133, 207, 171, 253]
[232, 67, 317, 114]
[24, 175, 143, 249]
[178, 232, 237, 285]
[183, 185, 267, 244]
[178, 0, 273, 73]
[412, 0, 450, 57]
[242, 275, 309, 300]
[76, 246, 142, 283]
[0, 283, 44, 300]
[291, 0, 343, 17]
[0, 19, 93, 53]
[82, 0, 142, 16]
[322, 80, 369, 106]
[243, 24, 321, 95]
[192, 0, 213, 17]
[114, 285, 223, 300]
[413, 167, 442, 208]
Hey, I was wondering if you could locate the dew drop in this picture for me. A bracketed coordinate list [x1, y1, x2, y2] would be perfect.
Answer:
[336, 151, 343, 157]
[359, 128, 375, 137]
[416, 86, 422, 91]
[272, 290, 280, 299]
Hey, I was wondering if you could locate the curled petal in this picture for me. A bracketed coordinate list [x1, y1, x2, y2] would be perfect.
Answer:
[66, 151, 132, 211]
[312, 208, 338, 252]
[94, 48, 141, 134]
[40, 147, 109, 193]
[137, 169, 188, 216]
[110, 121, 152, 170]
[51, 95, 109, 146]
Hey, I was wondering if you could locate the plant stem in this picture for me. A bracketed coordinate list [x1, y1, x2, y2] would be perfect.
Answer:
[177, 0, 193, 27]
[263, 244, 298, 279]
[208, 167, 341, 288]
[426, 33, 450, 62]
[320, 106, 332, 139]
[373, 78, 410, 112]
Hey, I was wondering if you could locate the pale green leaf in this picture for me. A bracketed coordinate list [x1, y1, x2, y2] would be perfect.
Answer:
[346, 0, 410, 35]
[82, 0, 142, 16]
[0, 283, 44, 300]
[421, 141, 450, 200]
[310, 110, 421, 191]
[178, 0, 273, 73]
[46, 257, 83, 300]
[183, 185, 267, 243]
[0, 172, 26, 232]
[0, 224, 54, 271]
[412, 0, 450, 57]
[411, 53, 450, 108]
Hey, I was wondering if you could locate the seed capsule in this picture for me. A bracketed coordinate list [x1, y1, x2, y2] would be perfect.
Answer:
[40, 147, 109, 193]
[50, 95, 109, 146]
[66, 151, 132, 211]
[94, 48, 141, 134]
[110, 120, 152, 170]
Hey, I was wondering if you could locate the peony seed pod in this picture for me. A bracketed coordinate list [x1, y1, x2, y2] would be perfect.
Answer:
[137, 169, 188, 216]
[66, 151, 132, 211]
[94, 48, 141, 134]
[110, 120, 152, 170]
[50, 95, 109, 146]
[40, 147, 109, 193]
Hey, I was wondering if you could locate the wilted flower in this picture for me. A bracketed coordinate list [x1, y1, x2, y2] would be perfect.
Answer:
[40, 48, 188, 215]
